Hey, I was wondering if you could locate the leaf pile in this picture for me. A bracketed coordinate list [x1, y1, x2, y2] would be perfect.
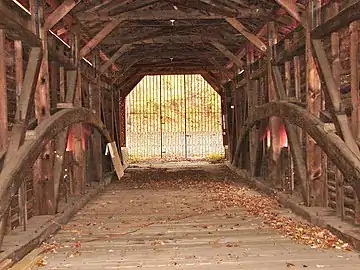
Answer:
[122, 167, 352, 251]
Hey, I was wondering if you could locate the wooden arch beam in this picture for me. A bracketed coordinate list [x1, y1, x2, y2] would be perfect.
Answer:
[0, 108, 116, 246]
[233, 101, 360, 201]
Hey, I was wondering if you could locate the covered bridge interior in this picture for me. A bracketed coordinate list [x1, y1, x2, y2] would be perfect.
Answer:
[1, 0, 360, 268]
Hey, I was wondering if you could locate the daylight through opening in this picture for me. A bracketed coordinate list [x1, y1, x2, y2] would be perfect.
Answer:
[125, 74, 224, 161]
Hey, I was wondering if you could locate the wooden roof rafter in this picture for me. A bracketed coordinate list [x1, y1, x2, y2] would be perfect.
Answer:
[25, 0, 316, 82]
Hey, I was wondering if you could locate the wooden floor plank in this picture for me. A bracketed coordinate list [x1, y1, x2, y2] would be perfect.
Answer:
[28, 164, 360, 270]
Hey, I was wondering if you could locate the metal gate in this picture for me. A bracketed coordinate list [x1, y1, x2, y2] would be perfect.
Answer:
[125, 74, 223, 160]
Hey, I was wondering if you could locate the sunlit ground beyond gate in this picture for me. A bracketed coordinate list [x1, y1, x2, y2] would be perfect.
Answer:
[126, 74, 224, 160]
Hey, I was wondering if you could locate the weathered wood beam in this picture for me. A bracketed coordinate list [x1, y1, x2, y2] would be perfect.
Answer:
[350, 21, 359, 138]
[328, 1, 344, 217]
[0, 29, 7, 153]
[65, 70, 78, 102]
[102, 25, 215, 46]
[274, 0, 307, 27]
[52, 69, 77, 212]
[225, 18, 267, 52]
[6, 47, 42, 231]
[72, 27, 85, 195]
[130, 35, 208, 45]
[0, 108, 113, 248]
[121, 74, 145, 98]
[232, 100, 360, 206]
[305, 0, 323, 207]
[14, 40, 27, 230]
[208, 57, 232, 80]
[125, 10, 229, 20]
[0, 29, 7, 239]
[0, 1, 41, 46]
[99, 44, 131, 74]
[267, 21, 282, 188]
[211, 41, 243, 67]
[226, 24, 267, 70]
[45, 0, 79, 29]
[272, 66, 309, 204]
[46, 0, 119, 72]
[138, 69, 206, 76]
[274, 34, 305, 65]
[77, 10, 231, 22]
[311, 0, 360, 38]
[89, 70, 103, 182]
[110, 58, 139, 84]
[15, 41, 23, 107]
[115, 69, 140, 87]
[245, 46, 256, 175]
[201, 71, 221, 93]
[311, 39, 360, 156]
[80, 18, 124, 57]
[166, 0, 237, 16]
[106, 0, 159, 15]
[6, 47, 43, 157]
[32, 0, 56, 216]
[283, 37, 295, 191]
[0, 45, 42, 243]
[293, 32, 301, 101]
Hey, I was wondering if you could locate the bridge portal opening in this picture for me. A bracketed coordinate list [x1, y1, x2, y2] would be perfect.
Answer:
[125, 74, 224, 161]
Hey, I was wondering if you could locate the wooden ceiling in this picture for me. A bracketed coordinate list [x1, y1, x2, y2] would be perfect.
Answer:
[48, 0, 304, 84]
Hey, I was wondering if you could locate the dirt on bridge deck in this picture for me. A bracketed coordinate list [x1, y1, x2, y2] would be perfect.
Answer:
[29, 163, 360, 270]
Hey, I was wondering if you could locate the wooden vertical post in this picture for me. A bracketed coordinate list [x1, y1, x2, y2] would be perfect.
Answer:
[113, 90, 121, 148]
[246, 45, 258, 175]
[93, 51, 103, 181]
[119, 94, 126, 147]
[0, 29, 7, 155]
[320, 2, 331, 208]
[32, 0, 55, 215]
[293, 31, 303, 145]
[350, 21, 359, 138]
[284, 38, 294, 191]
[14, 40, 27, 230]
[59, 66, 65, 102]
[350, 21, 360, 223]
[267, 21, 281, 187]
[254, 65, 266, 177]
[0, 29, 8, 241]
[223, 89, 232, 161]
[52, 68, 77, 212]
[306, 0, 323, 206]
[284, 39, 292, 97]
[329, 2, 344, 219]
[233, 73, 240, 146]
[72, 26, 85, 194]
[50, 60, 59, 108]
[111, 89, 115, 139]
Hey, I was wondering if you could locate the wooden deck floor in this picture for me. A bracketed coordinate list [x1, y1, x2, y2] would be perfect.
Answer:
[30, 163, 360, 269]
